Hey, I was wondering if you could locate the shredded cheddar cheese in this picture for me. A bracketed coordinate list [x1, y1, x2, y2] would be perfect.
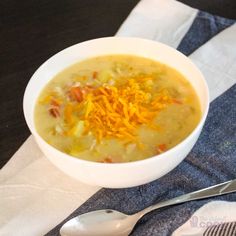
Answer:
[72, 78, 172, 142]
[44, 77, 173, 143]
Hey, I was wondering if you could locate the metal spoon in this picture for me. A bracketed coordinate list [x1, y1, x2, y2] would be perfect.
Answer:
[60, 179, 236, 236]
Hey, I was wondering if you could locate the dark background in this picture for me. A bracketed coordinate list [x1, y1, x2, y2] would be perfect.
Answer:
[0, 0, 235, 168]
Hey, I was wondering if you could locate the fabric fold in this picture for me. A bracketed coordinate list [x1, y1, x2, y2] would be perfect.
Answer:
[190, 24, 236, 101]
[117, 0, 197, 48]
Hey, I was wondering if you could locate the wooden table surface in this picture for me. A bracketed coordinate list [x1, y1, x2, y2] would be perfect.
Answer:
[0, 0, 235, 168]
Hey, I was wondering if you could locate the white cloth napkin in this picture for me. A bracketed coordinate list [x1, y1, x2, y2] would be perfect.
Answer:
[0, 137, 100, 236]
[0, 0, 235, 235]
[173, 201, 236, 236]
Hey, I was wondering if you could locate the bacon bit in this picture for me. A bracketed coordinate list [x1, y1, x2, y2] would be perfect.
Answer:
[172, 99, 182, 105]
[103, 156, 113, 163]
[159, 144, 167, 151]
[70, 87, 83, 102]
[101, 155, 124, 163]
[49, 107, 60, 118]
[156, 144, 167, 154]
[92, 71, 98, 79]
[82, 85, 94, 95]
[51, 98, 60, 107]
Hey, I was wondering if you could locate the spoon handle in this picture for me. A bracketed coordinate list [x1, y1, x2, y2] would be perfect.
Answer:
[139, 179, 236, 217]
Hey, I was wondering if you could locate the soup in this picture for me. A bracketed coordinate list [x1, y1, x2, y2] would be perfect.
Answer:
[35, 55, 201, 163]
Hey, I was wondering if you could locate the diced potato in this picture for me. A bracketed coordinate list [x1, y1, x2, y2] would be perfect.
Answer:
[72, 120, 85, 137]
[69, 134, 96, 155]
[126, 143, 136, 154]
[55, 125, 63, 134]
[97, 70, 114, 83]
[144, 79, 154, 89]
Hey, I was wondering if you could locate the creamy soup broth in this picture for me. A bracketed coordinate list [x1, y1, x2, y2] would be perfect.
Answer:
[35, 55, 201, 163]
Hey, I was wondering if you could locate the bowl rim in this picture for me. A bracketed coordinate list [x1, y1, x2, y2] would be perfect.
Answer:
[23, 36, 210, 167]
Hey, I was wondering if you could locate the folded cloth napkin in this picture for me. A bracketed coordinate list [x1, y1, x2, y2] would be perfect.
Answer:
[0, 0, 235, 235]
[173, 201, 236, 236]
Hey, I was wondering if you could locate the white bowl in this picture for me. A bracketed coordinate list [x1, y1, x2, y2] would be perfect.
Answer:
[23, 37, 209, 188]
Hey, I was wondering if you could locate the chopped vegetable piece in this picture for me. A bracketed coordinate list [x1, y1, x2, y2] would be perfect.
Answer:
[97, 70, 113, 83]
[71, 120, 85, 137]
[144, 79, 154, 89]
[64, 104, 73, 124]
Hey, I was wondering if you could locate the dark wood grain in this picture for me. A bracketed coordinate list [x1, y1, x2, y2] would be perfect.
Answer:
[0, 0, 235, 168]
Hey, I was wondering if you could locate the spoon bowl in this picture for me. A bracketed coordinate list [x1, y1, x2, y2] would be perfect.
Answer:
[60, 210, 139, 236]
